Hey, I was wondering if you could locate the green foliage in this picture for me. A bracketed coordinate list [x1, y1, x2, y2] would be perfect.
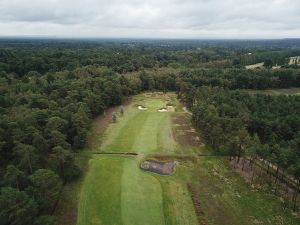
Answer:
[1, 39, 300, 222]
[2, 165, 26, 190]
[28, 169, 62, 213]
[190, 87, 300, 180]
[34, 215, 56, 225]
[0, 187, 37, 225]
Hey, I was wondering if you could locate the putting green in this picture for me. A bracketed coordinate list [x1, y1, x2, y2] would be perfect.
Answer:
[77, 94, 197, 225]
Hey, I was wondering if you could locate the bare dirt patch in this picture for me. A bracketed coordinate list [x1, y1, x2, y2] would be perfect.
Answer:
[140, 160, 176, 175]
[187, 184, 208, 225]
[172, 114, 204, 147]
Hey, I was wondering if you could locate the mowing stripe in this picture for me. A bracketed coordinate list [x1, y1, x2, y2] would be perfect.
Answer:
[121, 158, 165, 225]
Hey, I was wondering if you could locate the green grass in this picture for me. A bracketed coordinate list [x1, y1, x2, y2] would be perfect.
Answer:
[77, 156, 124, 225]
[78, 94, 194, 225]
[121, 158, 165, 225]
[77, 93, 300, 225]
[246, 88, 300, 96]
[101, 96, 175, 153]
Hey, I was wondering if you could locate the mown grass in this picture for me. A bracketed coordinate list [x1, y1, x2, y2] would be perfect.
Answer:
[101, 94, 176, 153]
[77, 156, 124, 225]
[78, 93, 196, 225]
[121, 157, 165, 225]
[77, 92, 299, 225]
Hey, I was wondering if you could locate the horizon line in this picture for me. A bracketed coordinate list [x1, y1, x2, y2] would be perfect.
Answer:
[0, 35, 300, 41]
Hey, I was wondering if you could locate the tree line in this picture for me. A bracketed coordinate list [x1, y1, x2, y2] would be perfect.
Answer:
[181, 87, 300, 209]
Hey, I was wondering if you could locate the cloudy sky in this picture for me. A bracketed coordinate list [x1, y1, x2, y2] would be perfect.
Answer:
[0, 0, 299, 38]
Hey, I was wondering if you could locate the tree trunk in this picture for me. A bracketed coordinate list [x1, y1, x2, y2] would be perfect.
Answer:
[60, 160, 65, 184]
[237, 148, 241, 163]
[28, 160, 33, 174]
[242, 158, 246, 171]
[275, 167, 279, 184]
[281, 169, 285, 183]
[250, 158, 254, 171]
[251, 170, 255, 184]
[293, 180, 300, 211]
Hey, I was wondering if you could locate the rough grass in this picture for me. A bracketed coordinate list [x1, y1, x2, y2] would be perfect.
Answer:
[191, 156, 300, 225]
[246, 88, 300, 96]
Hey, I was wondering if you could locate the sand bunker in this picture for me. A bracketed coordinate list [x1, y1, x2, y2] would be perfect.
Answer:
[158, 106, 175, 112]
[140, 160, 176, 175]
[138, 105, 148, 110]
[158, 108, 168, 112]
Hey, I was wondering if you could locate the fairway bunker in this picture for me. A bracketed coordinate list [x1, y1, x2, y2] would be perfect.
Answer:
[140, 160, 176, 175]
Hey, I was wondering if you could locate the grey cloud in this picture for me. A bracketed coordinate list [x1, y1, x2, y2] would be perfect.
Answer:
[0, 0, 299, 38]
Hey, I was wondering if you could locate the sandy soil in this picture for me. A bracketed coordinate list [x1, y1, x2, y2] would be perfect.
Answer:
[138, 105, 148, 110]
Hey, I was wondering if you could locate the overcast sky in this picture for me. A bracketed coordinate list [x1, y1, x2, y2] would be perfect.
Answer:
[0, 0, 299, 39]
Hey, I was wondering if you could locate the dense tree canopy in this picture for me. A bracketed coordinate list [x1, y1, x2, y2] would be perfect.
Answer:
[1, 38, 300, 223]
[185, 87, 300, 187]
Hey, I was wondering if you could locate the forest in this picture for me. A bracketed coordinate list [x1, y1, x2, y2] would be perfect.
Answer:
[1, 38, 300, 224]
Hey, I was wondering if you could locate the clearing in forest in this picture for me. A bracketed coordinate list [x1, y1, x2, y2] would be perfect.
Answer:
[77, 92, 300, 225]
[247, 88, 300, 95]
[245, 62, 264, 69]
